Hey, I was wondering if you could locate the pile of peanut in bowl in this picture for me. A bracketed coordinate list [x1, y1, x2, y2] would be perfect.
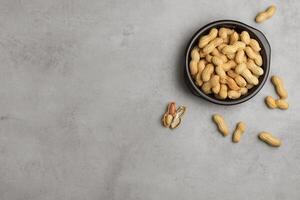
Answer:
[189, 27, 264, 100]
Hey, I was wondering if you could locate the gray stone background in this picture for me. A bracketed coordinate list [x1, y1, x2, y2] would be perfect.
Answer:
[0, 0, 299, 199]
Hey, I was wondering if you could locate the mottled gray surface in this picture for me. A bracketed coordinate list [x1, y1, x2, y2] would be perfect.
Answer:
[0, 0, 299, 199]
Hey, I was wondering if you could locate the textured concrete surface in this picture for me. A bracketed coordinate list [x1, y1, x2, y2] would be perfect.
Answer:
[0, 0, 299, 199]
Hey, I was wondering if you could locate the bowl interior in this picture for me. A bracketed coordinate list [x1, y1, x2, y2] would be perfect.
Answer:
[185, 20, 270, 105]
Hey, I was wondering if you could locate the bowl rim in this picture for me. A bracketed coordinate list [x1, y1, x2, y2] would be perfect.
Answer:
[185, 19, 271, 105]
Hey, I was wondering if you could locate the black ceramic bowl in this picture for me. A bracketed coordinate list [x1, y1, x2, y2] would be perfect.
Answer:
[185, 20, 271, 105]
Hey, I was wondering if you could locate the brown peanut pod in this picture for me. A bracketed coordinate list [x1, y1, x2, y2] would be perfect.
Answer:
[205, 54, 213, 63]
[189, 60, 198, 75]
[249, 39, 261, 52]
[219, 84, 228, 99]
[211, 75, 221, 94]
[265, 96, 277, 109]
[221, 60, 237, 71]
[235, 49, 245, 64]
[275, 99, 289, 110]
[225, 76, 240, 90]
[219, 28, 234, 39]
[199, 28, 218, 48]
[240, 31, 250, 45]
[212, 56, 224, 66]
[215, 66, 226, 78]
[235, 63, 259, 85]
[195, 72, 203, 86]
[201, 81, 212, 94]
[247, 59, 264, 76]
[227, 70, 238, 78]
[191, 47, 200, 61]
[199, 50, 206, 58]
[258, 131, 281, 147]
[202, 64, 214, 82]
[244, 46, 262, 66]
[203, 37, 223, 54]
[217, 43, 226, 52]
[255, 5, 276, 23]
[234, 75, 247, 87]
[271, 76, 288, 99]
[228, 90, 241, 99]
[246, 84, 254, 89]
[230, 32, 239, 45]
[239, 87, 248, 95]
[232, 122, 246, 143]
[226, 53, 235, 60]
[212, 114, 229, 136]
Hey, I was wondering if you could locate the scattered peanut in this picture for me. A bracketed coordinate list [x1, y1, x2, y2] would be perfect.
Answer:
[212, 114, 229, 136]
[162, 102, 186, 129]
[258, 131, 281, 147]
[255, 5, 276, 23]
[265, 96, 289, 110]
[232, 122, 246, 143]
[271, 75, 288, 99]
[170, 106, 186, 129]
[162, 102, 176, 128]
[265, 96, 277, 109]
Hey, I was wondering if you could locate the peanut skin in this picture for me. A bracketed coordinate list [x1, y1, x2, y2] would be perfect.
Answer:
[258, 131, 281, 147]
[212, 114, 229, 136]
[232, 122, 246, 143]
